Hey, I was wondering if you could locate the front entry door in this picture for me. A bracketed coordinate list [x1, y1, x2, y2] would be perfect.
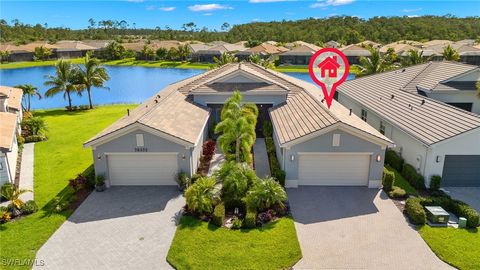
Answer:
[256, 104, 273, 138]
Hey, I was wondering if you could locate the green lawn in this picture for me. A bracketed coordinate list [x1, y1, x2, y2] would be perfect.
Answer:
[0, 104, 136, 269]
[102, 58, 214, 69]
[0, 58, 85, 69]
[167, 216, 302, 270]
[274, 65, 309, 73]
[385, 165, 418, 195]
[419, 226, 479, 270]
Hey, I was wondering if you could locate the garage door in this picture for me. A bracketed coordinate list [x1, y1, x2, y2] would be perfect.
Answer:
[298, 153, 370, 186]
[107, 154, 178, 185]
[442, 155, 480, 187]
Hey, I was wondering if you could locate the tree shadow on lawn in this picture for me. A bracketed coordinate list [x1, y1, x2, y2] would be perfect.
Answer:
[34, 108, 90, 118]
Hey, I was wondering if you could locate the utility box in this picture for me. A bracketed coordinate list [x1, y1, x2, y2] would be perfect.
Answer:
[458, 217, 467, 228]
[425, 206, 450, 224]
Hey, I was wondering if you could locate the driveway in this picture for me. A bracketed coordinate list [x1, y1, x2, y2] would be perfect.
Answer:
[443, 187, 480, 212]
[288, 187, 454, 270]
[35, 186, 184, 270]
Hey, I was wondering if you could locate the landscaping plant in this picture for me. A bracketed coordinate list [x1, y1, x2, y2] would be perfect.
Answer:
[405, 197, 426, 225]
[95, 174, 106, 192]
[382, 167, 394, 192]
[244, 177, 287, 212]
[214, 91, 258, 163]
[68, 174, 87, 192]
[401, 163, 426, 190]
[212, 202, 225, 227]
[429, 175, 441, 191]
[21, 200, 39, 214]
[385, 149, 404, 172]
[0, 183, 31, 214]
[388, 187, 407, 198]
[176, 171, 190, 191]
[185, 177, 219, 215]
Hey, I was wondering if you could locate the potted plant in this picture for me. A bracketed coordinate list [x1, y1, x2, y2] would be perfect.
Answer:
[95, 175, 106, 192]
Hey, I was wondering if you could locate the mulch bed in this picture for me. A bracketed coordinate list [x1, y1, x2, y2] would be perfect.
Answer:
[69, 189, 92, 210]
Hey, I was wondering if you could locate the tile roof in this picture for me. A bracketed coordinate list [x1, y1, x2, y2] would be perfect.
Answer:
[55, 41, 97, 51]
[0, 112, 17, 151]
[340, 44, 371, 57]
[239, 43, 289, 55]
[338, 63, 480, 146]
[0, 86, 23, 111]
[280, 44, 321, 56]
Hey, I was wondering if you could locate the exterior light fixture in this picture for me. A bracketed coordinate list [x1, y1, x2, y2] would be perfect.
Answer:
[290, 155, 295, 161]
[97, 154, 102, 160]
[0, 162, 3, 170]
[234, 207, 239, 215]
[376, 154, 381, 162]
[436, 156, 441, 163]
[182, 154, 186, 160]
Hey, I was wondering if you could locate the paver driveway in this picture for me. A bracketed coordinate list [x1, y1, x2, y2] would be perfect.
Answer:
[35, 186, 184, 270]
[288, 187, 454, 270]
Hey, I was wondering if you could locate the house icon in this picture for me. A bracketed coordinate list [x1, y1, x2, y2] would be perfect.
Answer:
[317, 56, 340, 78]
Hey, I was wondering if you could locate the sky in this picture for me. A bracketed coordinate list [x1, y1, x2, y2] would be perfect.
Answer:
[1, 0, 479, 30]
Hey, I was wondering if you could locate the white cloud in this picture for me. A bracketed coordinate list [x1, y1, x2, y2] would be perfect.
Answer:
[249, 0, 290, 3]
[188, 4, 233, 12]
[159, 7, 176, 11]
[402, 8, 422, 13]
[310, 0, 355, 8]
[203, 13, 213, 16]
[252, 18, 261, 22]
[407, 15, 420, 18]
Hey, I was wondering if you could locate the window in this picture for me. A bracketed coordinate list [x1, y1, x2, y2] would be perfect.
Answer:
[379, 121, 386, 135]
[332, 134, 341, 147]
[361, 109, 367, 122]
[136, 134, 144, 147]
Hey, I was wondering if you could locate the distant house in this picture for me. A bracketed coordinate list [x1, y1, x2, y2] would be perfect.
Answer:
[339, 44, 371, 65]
[318, 56, 340, 78]
[55, 41, 98, 59]
[380, 43, 420, 57]
[337, 62, 480, 187]
[357, 40, 382, 49]
[236, 43, 289, 61]
[191, 43, 246, 63]
[423, 40, 453, 47]
[325, 40, 341, 48]
[278, 43, 321, 65]
[422, 44, 480, 65]
[0, 43, 33, 62]
[0, 86, 23, 186]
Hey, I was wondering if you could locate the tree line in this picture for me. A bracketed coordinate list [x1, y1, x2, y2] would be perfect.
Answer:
[1, 16, 479, 45]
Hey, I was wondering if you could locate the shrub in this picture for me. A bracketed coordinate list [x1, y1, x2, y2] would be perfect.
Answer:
[245, 177, 287, 211]
[83, 166, 96, 189]
[244, 208, 257, 228]
[1, 183, 13, 200]
[222, 166, 249, 207]
[24, 135, 47, 143]
[176, 171, 190, 190]
[429, 175, 441, 191]
[405, 197, 426, 225]
[402, 163, 425, 190]
[79, 105, 90, 110]
[51, 195, 75, 213]
[265, 137, 275, 153]
[190, 174, 202, 184]
[95, 174, 105, 186]
[262, 121, 273, 138]
[69, 174, 87, 192]
[388, 187, 407, 198]
[382, 167, 394, 192]
[454, 203, 479, 228]
[202, 140, 216, 161]
[21, 200, 38, 214]
[1, 210, 11, 223]
[185, 177, 219, 215]
[21, 117, 47, 136]
[211, 203, 225, 227]
[231, 216, 243, 230]
[257, 210, 274, 224]
[385, 149, 404, 171]
[17, 135, 25, 148]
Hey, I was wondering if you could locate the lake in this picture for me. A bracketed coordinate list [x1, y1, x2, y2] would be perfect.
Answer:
[0, 66, 354, 110]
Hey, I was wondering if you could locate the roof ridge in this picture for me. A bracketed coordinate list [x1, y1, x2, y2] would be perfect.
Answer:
[399, 62, 434, 91]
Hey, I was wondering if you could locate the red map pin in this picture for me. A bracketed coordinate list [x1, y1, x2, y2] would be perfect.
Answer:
[308, 48, 350, 109]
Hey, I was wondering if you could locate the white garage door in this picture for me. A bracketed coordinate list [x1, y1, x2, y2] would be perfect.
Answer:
[298, 153, 370, 186]
[107, 154, 178, 185]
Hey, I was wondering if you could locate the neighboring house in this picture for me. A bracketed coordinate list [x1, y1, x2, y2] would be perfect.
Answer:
[357, 40, 382, 49]
[84, 63, 392, 188]
[0, 86, 23, 126]
[278, 43, 321, 65]
[0, 86, 23, 186]
[325, 40, 341, 48]
[422, 40, 453, 47]
[422, 44, 480, 65]
[380, 43, 420, 57]
[191, 43, 246, 63]
[0, 43, 34, 62]
[55, 41, 98, 59]
[236, 43, 289, 61]
[339, 44, 371, 65]
[337, 62, 480, 187]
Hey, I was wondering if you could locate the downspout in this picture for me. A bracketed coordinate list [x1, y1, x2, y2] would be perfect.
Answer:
[190, 147, 194, 177]
[422, 146, 429, 184]
[4, 151, 13, 184]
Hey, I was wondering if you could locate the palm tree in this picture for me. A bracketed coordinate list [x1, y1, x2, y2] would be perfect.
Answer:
[248, 54, 275, 69]
[213, 52, 238, 67]
[77, 52, 110, 109]
[476, 81, 480, 97]
[402, 49, 426, 67]
[177, 44, 191, 61]
[442, 45, 460, 61]
[215, 91, 258, 163]
[359, 47, 392, 76]
[0, 183, 31, 215]
[14, 84, 41, 112]
[44, 59, 82, 109]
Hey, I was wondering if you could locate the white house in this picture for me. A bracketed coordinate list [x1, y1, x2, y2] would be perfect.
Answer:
[337, 63, 480, 187]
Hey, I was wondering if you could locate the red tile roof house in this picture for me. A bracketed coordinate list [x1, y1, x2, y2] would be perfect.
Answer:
[337, 62, 480, 187]
[84, 63, 393, 188]
[318, 56, 340, 78]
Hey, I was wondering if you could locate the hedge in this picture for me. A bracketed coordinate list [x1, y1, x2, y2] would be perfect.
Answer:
[382, 167, 394, 192]
[385, 149, 404, 172]
[402, 164, 425, 190]
[211, 203, 225, 227]
[244, 207, 257, 228]
[429, 175, 441, 191]
[389, 187, 407, 198]
[265, 136, 286, 187]
[405, 198, 426, 225]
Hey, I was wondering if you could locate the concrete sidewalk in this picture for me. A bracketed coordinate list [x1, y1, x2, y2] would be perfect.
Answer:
[253, 138, 270, 178]
[19, 143, 34, 202]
